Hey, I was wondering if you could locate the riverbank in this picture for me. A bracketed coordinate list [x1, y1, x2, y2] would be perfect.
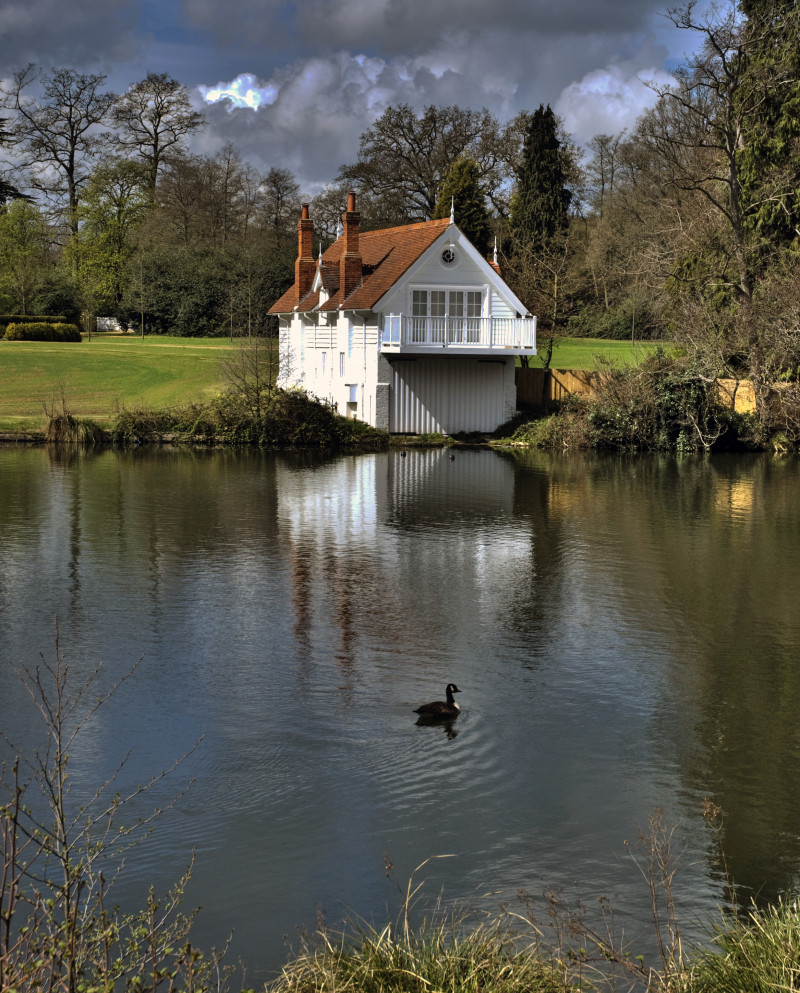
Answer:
[267, 893, 800, 993]
[0, 333, 661, 433]
[2, 336, 791, 453]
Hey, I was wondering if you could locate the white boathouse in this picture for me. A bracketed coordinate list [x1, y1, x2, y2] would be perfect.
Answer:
[270, 192, 536, 434]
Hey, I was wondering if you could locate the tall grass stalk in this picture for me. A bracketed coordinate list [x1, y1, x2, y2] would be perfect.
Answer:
[270, 859, 575, 993]
[685, 898, 800, 992]
[42, 384, 105, 446]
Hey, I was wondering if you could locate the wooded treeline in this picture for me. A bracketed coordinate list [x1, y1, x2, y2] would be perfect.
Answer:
[1, 0, 799, 415]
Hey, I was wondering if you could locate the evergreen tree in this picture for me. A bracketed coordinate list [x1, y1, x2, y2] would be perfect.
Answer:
[433, 157, 492, 256]
[737, 0, 800, 248]
[510, 105, 571, 251]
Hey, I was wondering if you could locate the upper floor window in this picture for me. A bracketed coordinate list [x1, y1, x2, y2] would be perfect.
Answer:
[412, 289, 482, 318]
[409, 288, 485, 343]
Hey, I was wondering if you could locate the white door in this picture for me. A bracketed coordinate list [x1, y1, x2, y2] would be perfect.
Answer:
[390, 358, 506, 434]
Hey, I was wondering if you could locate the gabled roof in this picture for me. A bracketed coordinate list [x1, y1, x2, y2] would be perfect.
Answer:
[270, 217, 451, 315]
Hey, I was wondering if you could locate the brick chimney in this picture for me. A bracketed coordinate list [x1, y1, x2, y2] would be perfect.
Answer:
[295, 203, 315, 303]
[339, 190, 362, 302]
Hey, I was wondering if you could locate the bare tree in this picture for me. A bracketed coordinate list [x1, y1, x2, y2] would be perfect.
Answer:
[337, 104, 519, 222]
[260, 166, 301, 245]
[636, 1, 791, 309]
[636, 1, 800, 402]
[112, 71, 205, 198]
[0, 625, 227, 992]
[156, 146, 258, 246]
[220, 334, 279, 419]
[586, 132, 626, 217]
[2, 66, 116, 235]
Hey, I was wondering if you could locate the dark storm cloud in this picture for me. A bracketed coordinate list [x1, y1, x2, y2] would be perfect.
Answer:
[0, 0, 143, 77]
[0, 0, 696, 190]
[196, 0, 679, 188]
[183, 0, 667, 58]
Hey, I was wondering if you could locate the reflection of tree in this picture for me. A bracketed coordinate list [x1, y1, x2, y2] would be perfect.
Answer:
[514, 452, 800, 905]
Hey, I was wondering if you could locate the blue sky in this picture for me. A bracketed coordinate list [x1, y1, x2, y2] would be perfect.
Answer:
[0, 0, 702, 193]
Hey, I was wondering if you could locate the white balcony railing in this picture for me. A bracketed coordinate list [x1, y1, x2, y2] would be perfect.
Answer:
[382, 315, 536, 351]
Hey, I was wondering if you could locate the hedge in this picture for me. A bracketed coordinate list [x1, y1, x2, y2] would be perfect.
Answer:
[0, 314, 68, 331]
[4, 322, 82, 342]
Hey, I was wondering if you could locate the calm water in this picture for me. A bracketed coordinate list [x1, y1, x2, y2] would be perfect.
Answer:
[2, 445, 800, 982]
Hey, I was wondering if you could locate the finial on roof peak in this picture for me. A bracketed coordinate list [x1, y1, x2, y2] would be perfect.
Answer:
[450, 196, 455, 224]
[493, 236, 498, 265]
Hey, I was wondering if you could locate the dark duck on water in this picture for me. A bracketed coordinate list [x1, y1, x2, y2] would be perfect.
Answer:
[414, 683, 461, 719]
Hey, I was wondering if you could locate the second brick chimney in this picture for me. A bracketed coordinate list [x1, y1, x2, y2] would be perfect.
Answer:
[339, 190, 362, 302]
[295, 203, 315, 303]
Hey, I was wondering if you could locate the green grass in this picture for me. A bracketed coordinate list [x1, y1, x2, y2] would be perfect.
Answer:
[0, 332, 666, 433]
[527, 337, 668, 370]
[0, 333, 238, 430]
[271, 909, 572, 993]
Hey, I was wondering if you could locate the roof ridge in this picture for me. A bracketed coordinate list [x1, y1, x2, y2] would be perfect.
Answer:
[361, 217, 449, 238]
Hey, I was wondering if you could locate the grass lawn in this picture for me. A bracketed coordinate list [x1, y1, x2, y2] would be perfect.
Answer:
[0, 333, 239, 431]
[0, 332, 669, 433]
[526, 336, 667, 369]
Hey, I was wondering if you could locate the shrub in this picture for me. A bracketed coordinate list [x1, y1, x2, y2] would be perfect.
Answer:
[0, 313, 68, 331]
[567, 297, 665, 341]
[1, 629, 227, 992]
[4, 321, 81, 342]
[110, 405, 181, 444]
[211, 387, 388, 449]
[108, 390, 389, 450]
[509, 403, 593, 450]
[584, 351, 731, 452]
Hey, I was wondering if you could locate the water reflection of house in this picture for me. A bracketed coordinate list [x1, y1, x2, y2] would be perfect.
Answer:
[270, 193, 536, 434]
[276, 452, 533, 665]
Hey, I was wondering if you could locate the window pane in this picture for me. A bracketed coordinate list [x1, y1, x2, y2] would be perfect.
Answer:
[431, 291, 446, 317]
[467, 291, 481, 317]
[412, 290, 427, 316]
[449, 291, 463, 317]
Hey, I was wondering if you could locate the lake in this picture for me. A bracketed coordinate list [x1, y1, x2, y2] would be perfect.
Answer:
[2, 445, 800, 984]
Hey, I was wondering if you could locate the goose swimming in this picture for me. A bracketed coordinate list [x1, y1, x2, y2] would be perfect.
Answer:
[414, 683, 461, 719]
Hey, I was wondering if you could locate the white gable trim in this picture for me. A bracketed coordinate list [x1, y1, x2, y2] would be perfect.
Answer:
[371, 225, 530, 317]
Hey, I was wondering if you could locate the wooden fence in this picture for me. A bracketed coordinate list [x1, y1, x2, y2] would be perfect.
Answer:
[515, 367, 610, 410]
[516, 368, 758, 413]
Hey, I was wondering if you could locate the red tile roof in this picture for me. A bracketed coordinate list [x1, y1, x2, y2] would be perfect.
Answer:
[270, 217, 451, 314]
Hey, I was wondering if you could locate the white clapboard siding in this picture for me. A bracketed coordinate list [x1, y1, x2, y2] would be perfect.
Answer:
[491, 290, 515, 319]
[390, 358, 505, 434]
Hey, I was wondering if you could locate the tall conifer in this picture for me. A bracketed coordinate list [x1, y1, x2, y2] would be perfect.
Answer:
[510, 105, 571, 251]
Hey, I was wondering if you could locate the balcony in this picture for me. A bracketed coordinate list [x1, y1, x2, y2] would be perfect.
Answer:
[381, 315, 536, 355]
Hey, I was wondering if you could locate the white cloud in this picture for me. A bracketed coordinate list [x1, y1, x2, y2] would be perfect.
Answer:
[555, 65, 673, 146]
[199, 73, 279, 110]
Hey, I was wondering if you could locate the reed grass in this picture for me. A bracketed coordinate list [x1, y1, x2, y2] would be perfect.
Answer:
[271, 911, 574, 993]
[270, 859, 575, 993]
[41, 385, 107, 445]
[683, 898, 800, 993]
